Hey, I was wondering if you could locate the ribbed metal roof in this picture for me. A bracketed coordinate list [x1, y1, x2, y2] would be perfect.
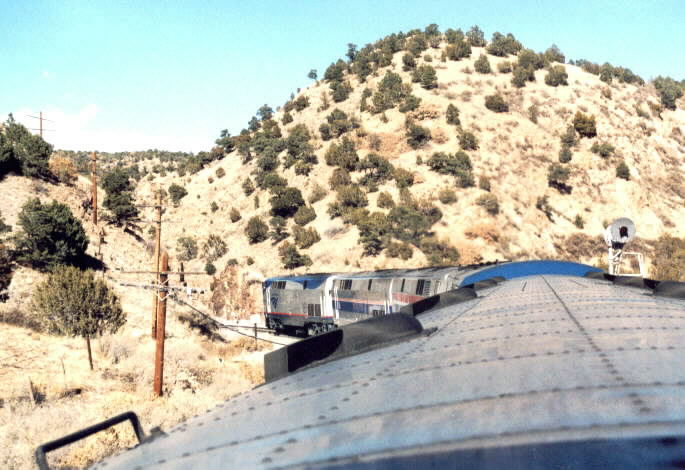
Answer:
[94, 274, 685, 469]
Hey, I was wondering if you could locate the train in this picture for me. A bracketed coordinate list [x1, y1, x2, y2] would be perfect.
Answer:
[262, 260, 599, 336]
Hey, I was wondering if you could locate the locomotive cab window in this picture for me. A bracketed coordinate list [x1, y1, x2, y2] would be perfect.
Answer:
[416, 280, 431, 296]
[340, 279, 352, 290]
[273, 281, 287, 290]
[307, 304, 321, 317]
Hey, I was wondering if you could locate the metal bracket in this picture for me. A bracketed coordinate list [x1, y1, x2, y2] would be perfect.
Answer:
[35, 411, 144, 470]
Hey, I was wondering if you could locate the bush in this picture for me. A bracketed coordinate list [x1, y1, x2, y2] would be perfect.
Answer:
[573, 214, 584, 229]
[282, 112, 293, 125]
[168, 183, 188, 205]
[394, 168, 415, 188]
[31, 266, 124, 369]
[536, 195, 554, 221]
[590, 141, 615, 158]
[427, 151, 473, 178]
[560, 125, 578, 147]
[479, 176, 491, 191]
[202, 234, 227, 262]
[324, 108, 355, 138]
[210, 201, 219, 213]
[242, 177, 255, 196]
[399, 94, 421, 113]
[476, 193, 499, 215]
[0, 116, 52, 179]
[294, 205, 316, 226]
[406, 123, 432, 149]
[293, 225, 321, 249]
[13, 198, 89, 270]
[419, 237, 459, 265]
[308, 183, 327, 204]
[269, 216, 288, 242]
[373, 71, 412, 113]
[386, 241, 413, 260]
[485, 94, 509, 112]
[547, 163, 570, 189]
[227, 258, 238, 266]
[458, 131, 479, 150]
[247, 256, 255, 265]
[446, 104, 460, 125]
[445, 41, 471, 61]
[544, 44, 565, 63]
[255, 171, 287, 192]
[511, 66, 535, 87]
[438, 188, 457, 204]
[358, 153, 394, 187]
[650, 235, 685, 281]
[245, 217, 269, 243]
[559, 145, 573, 163]
[329, 168, 352, 189]
[49, 156, 77, 184]
[230, 207, 241, 223]
[573, 112, 597, 138]
[402, 53, 416, 70]
[325, 137, 359, 170]
[205, 262, 217, 275]
[377, 191, 395, 208]
[616, 161, 630, 180]
[331, 81, 352, 102]
[517, 49, 544, 70]
[545, 65, 568, 87]
[474, 54, 491, 74]
[336, 184, 368, 210]
[176, 236, 198, 261]
[497, 61, 513, 73]
[102, 168, 139, 224]
[355, 211, 390, 256]
[215, 167, 226, 178]
[466, 25, 486, 47]
[278, 242, 312, 269]
[411, 65, 438, 89]
[653, 76, 684, 110]
[269, 186, 305, 218]
[486, 32, 522, 57]
[293, 95, 309, 111]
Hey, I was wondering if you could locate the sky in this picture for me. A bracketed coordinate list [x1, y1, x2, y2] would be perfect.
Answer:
[1, 0, 683, 153]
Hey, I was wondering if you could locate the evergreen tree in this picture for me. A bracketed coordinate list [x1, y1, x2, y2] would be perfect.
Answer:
[474, 54, 491, 74]
[102, 168, 139, 224]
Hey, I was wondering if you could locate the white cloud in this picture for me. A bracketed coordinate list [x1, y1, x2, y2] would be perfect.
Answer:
[6, 105, 205, 153]
[41, 70, 52, 79]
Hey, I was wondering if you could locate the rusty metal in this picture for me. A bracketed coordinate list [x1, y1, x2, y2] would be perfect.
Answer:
[153, 251, 169, 397]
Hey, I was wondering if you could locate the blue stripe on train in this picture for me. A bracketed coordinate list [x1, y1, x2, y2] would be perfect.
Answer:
[334, 300, 393, 315]
[460, 260, 601, 286]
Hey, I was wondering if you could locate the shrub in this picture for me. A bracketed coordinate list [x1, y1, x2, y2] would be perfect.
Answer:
[293, 225, 321, 249]
[466, 25, 486, 47]
[544, 44, 565, 63]
[329, 168, 352, 189]
[227, 258, 238, 266]
[446, 104, 460, 125]
[336, 184, 368, 210]
[486, 32, 522, 57]
[176, 236, 198, 261]
[215, 167, 226, 178]
[31, 266, 124, 369]
[399, 94, 421, 113]
[559, 145, 573, 163]
[308, 183, 327, 204]
[282, 112, 293, 125]
[230, 207, 241, 222]
[590, 141, 615, 158]
[545, 65, 568, 87]
[479, 176, 491, 191]
[210, 201, 219, 213]
[497, 61, 513, 73]
[411, 65, 438, 89]
[458, 130, 479, 150]
[386, 241, 413, 260]
[278, 242, 312, 269]
[247, 257, 255, 265]
[293, 95, 309, 111]
[255, 171, 287, 192]
[653, 76, 684, 110]
[517, 49, 544, 70]
[616, 161, 630, 180]
[402, 53, 416, 70]
[13, 198, 89, 270]
[269, 186, 305, 218]
[269, 216, 288, 242]
[355, 211, 390, 256]
[205, 262, 217, 275]
[324, 108, 355, 138]
[394, 168, 415, 188]
[242, 177, 255, 196]
[377, 191, 395, 208]
[573, 214, 585, 229]
[358, 153, 394, 187]
[650, 235, 685, 281]
[560, 125, 578, 147]
[101, 168, 139, 224]
[325, 137, 359, 170]
[573, 112, 597, 138]
[202, 234, 227, 262]
[168, 183, 188, 205]
[427, 151, 473, 179]
[476, 193, 499, 215]
[373, 71, 412, 113]
[485, 94, 509, 112]
[511, 65, 535, 87]
[245, 217, 269, 243]
[438, 188, 457, 204]
[294, 205, 316, 226]
[419, 236, 459, 265]
[536, 195, 554, 221]
[445, 41, 471, 61]
[49, 156, 77, 184]
[474, 54, 491, 74]
[406, 122, 432, 149]
[547, 163, 570, 189]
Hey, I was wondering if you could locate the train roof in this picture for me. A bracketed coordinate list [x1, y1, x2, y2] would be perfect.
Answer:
[92, 268, 685, 469]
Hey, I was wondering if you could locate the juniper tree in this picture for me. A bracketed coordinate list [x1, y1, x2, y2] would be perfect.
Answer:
[31, 266, 124, 370]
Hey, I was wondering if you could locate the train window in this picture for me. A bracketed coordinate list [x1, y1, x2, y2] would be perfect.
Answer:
[273, 281, 286, 290]
[416, 280, 432, 296]
[368, 279, 373, 290]
[341, 279, 352, 290]
[307, 304, 321, 317]
[303, 281, 308, 289]
[400, 279, 406, 292]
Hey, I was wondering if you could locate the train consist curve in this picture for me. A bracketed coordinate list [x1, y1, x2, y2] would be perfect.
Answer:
[79, 259, 685, 469]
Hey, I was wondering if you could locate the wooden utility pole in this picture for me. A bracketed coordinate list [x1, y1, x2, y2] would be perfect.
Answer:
[151, 190, 162, 338]
[153, 251, 169, 397]
[90, 152, 98, 225]
[26, 112, 54, 138]
[39, 111, 43, 138]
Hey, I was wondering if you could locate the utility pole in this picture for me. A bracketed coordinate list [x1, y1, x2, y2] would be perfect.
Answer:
[153, 251, 169, 397]
[91, 152, 98, 225]
[151, 190, 162, 339]
[26, 112, 54, 139]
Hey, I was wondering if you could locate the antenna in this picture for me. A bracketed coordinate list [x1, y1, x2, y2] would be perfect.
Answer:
[603, 218, 645, 277]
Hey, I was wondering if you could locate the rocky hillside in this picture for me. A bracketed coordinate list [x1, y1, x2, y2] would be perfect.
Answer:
[134, 27, 684, 289]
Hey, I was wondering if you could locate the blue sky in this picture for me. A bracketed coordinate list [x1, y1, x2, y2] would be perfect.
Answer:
[1, 0, 683, 152]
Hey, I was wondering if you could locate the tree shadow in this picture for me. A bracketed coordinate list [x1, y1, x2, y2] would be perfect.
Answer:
[75, 254, 105, 272]
[549, 181, 573, 194]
